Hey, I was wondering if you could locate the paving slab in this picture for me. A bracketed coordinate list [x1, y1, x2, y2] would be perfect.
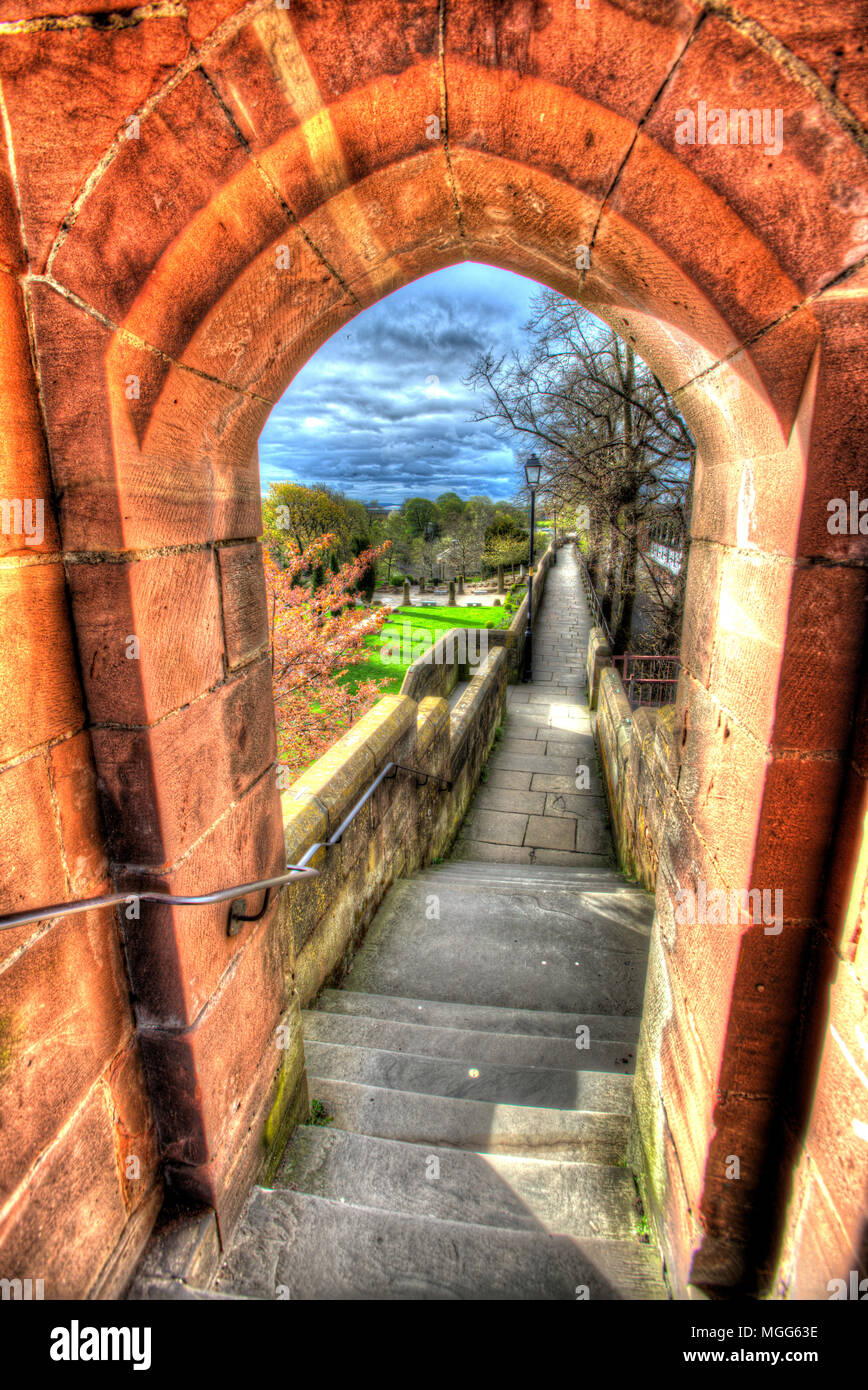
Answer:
[461, 809, 529, 845]
[498, 737, 545, 756]
[524, 815, 578, 851]
[474, 786, 547, 815]
[531, 771, 605, 794]
[495, 752, 580, 774]
[545, 791, 609, 819]
[485, 768, 533, 791]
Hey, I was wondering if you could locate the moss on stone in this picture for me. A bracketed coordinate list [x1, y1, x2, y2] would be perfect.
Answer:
[0, 1014, 14, 1080]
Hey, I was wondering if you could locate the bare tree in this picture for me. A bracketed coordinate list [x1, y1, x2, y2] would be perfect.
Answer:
[442, 512, 486, 580]
[466, 294, 695, 653]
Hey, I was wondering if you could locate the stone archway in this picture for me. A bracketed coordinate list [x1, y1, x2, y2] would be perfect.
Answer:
[1, 0, 866, 1298]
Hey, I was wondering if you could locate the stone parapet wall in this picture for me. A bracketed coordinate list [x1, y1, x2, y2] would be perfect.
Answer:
[595, 664, 677, 889]
[280, 651, 507, 1011]
[399, 628, 470, 702]
[587, 625, 614, 710]
[448, 649, 509, 825]
[591, 627, 868, 1304]
[400, 543, 556, 693]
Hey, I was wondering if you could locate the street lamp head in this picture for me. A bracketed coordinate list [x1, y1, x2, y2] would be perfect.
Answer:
[524, 456, 542, 489]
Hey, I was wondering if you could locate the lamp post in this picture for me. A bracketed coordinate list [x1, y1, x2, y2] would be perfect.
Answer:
[522, 455, 541, 683]
[551, 507, 558, 564]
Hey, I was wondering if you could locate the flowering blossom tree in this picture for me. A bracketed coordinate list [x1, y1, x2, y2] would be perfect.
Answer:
[264, 533, 392, 773]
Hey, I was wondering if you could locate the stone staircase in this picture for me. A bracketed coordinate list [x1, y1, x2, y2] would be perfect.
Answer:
[135, 548, 668, 1300]
[208, 861, 667, 1300]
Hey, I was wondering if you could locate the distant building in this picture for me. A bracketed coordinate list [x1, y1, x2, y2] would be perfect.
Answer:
[639, 511, 684, 577]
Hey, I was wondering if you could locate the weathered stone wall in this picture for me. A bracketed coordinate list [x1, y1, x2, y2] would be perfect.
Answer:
[281, 649, 507, 1010]
[0, 201, 162, 1300]
[447, 647, 510, 832]
[592, 632, 868, 1302]
[595, 663, 677, 890]
[398, 628, 467, 702]
[770, 676, 868, 1299]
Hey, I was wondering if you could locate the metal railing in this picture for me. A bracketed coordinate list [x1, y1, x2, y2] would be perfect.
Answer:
[647, 541, 684, 576]
[575, 548, 613, 645]
[613, 654, 680, 710]
[0, 760, 450, 937]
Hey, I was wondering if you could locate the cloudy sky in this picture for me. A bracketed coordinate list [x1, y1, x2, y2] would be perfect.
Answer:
[258, 262, 542, 507]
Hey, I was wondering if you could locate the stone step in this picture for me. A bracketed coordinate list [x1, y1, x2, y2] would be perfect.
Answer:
[315, 988, 641, 1043]
[423, 861, 628, 889]
[302, 1009, 637, 1072]
[277, 1127, 640, 1239]
[342, 871, 652, 1014]
[126, 1282, 251, 1301]
[450, 841, 613, 869]
[306, 1078, 629, 1161]
[212, 1189, 667, 1301]
[305, 1039, 633, 1110]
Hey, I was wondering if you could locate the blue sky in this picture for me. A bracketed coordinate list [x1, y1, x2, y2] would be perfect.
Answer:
[257, 263, 542, 507]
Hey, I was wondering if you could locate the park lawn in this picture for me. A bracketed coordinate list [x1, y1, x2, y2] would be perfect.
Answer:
[337, 603, 512, 696]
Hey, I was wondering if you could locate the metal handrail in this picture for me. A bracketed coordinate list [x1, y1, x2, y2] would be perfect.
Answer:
[613, 653, 680, 710]
[574, 547, 613, 646]
[0, 760, 450, 936]
[0, 866, 320, 937]
[293, 759, 450, 873]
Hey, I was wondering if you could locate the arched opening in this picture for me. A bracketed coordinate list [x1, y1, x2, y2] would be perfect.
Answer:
[1, 0, 865, 1299]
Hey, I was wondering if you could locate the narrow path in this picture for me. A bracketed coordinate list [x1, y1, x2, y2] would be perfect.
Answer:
[456, 546, 613, 866]
[186, 547, 665, 1301]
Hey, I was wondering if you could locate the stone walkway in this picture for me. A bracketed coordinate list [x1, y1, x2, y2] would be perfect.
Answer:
[134, 542, 664, 1301]
[455, 546, 613, 867]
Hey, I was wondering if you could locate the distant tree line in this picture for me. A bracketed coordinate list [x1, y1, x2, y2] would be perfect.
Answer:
[262, 482, 545, 590]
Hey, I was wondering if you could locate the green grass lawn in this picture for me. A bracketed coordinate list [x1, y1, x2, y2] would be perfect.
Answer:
[338, 603, 513, 696]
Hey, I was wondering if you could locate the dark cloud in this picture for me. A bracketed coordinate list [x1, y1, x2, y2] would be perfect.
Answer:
[258, 263, 540, 507]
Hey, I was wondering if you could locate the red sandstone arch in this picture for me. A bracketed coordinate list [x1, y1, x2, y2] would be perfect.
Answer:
[1, 0, 866, 1298]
